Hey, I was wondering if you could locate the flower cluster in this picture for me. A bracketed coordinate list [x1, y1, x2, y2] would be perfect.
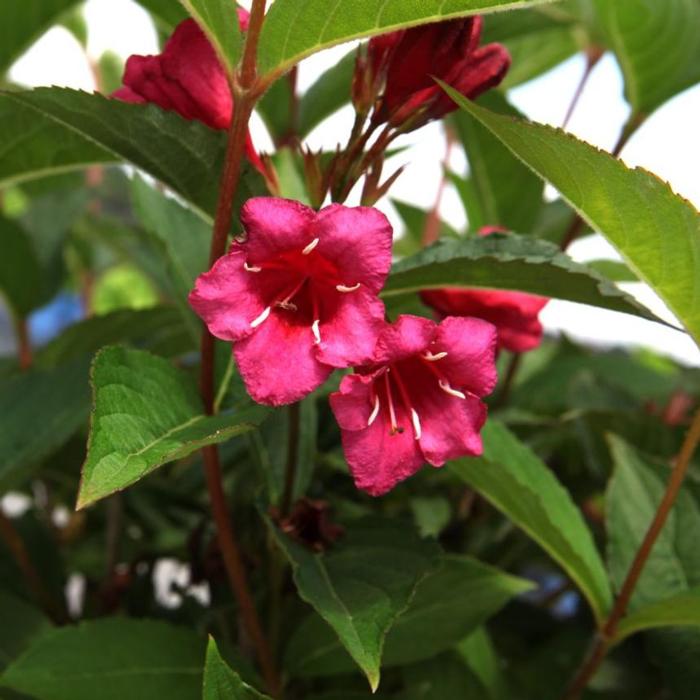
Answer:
[114, 12, 547, 495]
[190, 198, 499, 495]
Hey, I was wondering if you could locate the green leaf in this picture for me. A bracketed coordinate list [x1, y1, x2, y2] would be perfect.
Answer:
[452, 92, 544, 232]
[443, 88, 700, 346]
[130, 175, 210, 334]
[285, 555, 532, 678]
[258, 0, 556, 79]
[586, 259, 639, 283]
[401, 652, 486, 699]
[647, 629, 700, 700]
[135, 0, 189, 31]
[614, 588, 700, 643]
[0, 592, 50, 672]
[35, 307, 194, 369]
[0, 0, 79, 76]
[593, 0, 700, 115]
[383, 234, 666, 327]
[203, 638, 271, 700]
[0, 88, 264, 220]
[481, 7, 580, 88]
[0, 358, 90, 490]
[0, 216, 42, 318]
[77, 346, 270, 509]
[298, 50, 357, 136]
[273, 517, 441, 690]
[458, 628, 509, 700]
[500, 28, 578, 88]
[180, 0, 242, 76]
[606, 435, 700, 610]
[0, 619, 204, 700]
[451, 421, 612, 621]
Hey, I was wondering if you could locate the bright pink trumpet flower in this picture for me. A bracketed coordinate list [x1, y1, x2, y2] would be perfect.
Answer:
[189, 198, 393, 406]
[330, 315, 498, 496]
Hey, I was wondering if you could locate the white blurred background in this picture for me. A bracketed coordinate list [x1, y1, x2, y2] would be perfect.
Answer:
[8, 0, 700, 366]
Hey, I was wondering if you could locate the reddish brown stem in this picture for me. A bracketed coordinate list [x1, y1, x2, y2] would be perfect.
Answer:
[0, 510, 63, 622]
[15, 317, 33, 371]
[279, 402, 301, 518]
[197, 1, 280, 695]
[422, 126, 456, 247]
[562, 47, 603, 130]
[562, 407, 700, 699]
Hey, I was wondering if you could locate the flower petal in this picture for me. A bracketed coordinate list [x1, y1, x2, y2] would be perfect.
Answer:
[331, 377, 424, 496]
[330, 374, 376, 431]
[315, 288, 386, 368]
[159, 19, 231, 130]
[312, 204, 393, 294]
[414, 384, 487, 466]
[241, 198, 316, 264]
[373, 315, 436, 364]
[188, 250, 293, 342]
[421, 288, 547, 353]
[234, 313, 332, 405]
[431, 316, 498, 398]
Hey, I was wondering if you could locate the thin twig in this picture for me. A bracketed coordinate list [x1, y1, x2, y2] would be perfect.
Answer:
[562, 48, 603, 130]
[280, 402, 301, 518]
[493, 352, 522, 409]
[562, 407, 700, 699]
[422, 125, 456, 247]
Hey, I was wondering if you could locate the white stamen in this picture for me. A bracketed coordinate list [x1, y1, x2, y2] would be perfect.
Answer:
[244, 262, 262, 272]
[250, 306, 271, 328]
[410, 409, 422, 440]
[423, 351, 448, 362]
[439, 380, 466, 399]
[302, 238, 320, 255]
[312, 319, 321, 344]
[384, 371, 400, 434]
[336, 283, 361, 293]
[367, 395, 380, 426]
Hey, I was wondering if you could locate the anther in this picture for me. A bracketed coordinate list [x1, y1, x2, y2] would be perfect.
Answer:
[312, 319, 321, 344]
[302, 238, 320, 255]
[251, 306, 271, 328]
[336, 283, 361, 293]
[410, 409, 422, 440]
[276, 301, 298, 312]
[439, 380, 466, 399]
[244, 262, 262, 272]
[423, 351, 448, 362]
[367, 394, 380, 426]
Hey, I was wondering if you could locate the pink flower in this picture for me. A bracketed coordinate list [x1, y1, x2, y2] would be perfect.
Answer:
[114, 10, 262, 172]
[330, 315, 498, 496]
[189, 198, 393, 406]
[368, 17, 510, 128]
[421, 228, 549, 353]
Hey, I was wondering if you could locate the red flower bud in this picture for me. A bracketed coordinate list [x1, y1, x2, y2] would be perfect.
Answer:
[368, 17, 510, 129]
[113, 10, 264, 175]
